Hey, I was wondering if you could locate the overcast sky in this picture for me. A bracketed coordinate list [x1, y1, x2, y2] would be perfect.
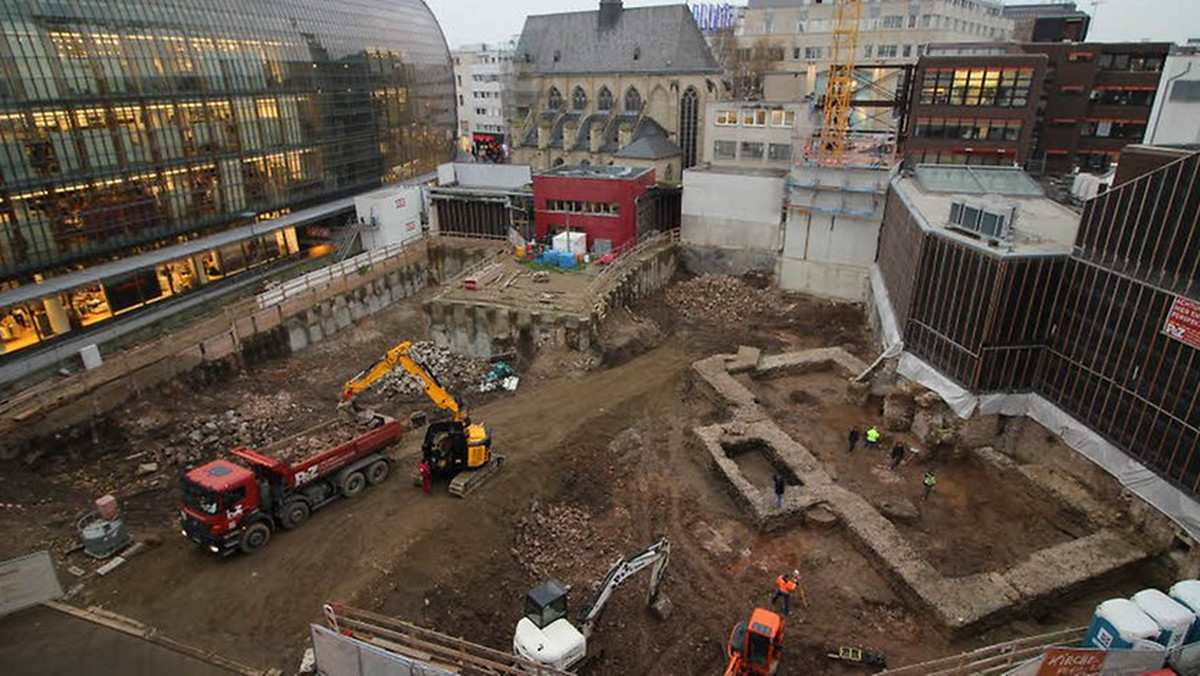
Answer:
[423, 0, 1200, 49]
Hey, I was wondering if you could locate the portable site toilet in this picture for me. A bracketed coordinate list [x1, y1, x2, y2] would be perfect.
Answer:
[1133, 589, 1195, 650]
[1083, 599, 1164, 651]
[1169, 580, 1200, 643]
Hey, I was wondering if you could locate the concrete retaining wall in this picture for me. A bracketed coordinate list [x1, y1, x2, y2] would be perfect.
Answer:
[0, 238, 499, 449]
[425, 236, 678, 359]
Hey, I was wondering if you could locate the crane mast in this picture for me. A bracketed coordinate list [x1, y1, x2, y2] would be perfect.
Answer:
[817, 0, 863, 166]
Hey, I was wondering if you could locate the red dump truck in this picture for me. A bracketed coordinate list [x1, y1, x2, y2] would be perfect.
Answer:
[179, 413, 403, 555]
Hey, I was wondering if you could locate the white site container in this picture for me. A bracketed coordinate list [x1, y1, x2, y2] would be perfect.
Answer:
[1170, 580, 1200, 644]
[1083, 598, 1163, 651]
[1132, 589, 1194, 650]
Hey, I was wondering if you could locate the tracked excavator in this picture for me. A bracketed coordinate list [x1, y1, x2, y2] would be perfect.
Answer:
[724, 607, 784, 675]
[340, 341, 502, 497]
[514, 538, 671, 671]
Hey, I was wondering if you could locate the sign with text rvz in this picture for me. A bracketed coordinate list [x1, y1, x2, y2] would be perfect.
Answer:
[1163, 296, 1200, 351]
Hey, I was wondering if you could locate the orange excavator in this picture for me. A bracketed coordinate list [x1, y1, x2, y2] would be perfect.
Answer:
[724, 607, 785, 676]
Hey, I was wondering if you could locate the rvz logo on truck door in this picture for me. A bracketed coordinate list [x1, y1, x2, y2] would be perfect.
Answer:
[295, 467, 320, 485]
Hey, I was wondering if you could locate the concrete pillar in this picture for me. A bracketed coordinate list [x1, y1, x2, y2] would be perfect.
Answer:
[193, 255, 210, 285]
[44, 296, 71, 335]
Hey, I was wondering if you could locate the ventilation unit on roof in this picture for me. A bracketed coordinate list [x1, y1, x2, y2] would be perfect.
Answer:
[947, 199, 1016, 242]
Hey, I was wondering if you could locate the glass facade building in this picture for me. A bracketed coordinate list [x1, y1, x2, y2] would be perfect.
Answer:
[0, 0, 454, 355]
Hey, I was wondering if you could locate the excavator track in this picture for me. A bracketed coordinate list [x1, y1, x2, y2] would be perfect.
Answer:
[449, 455, 505, 497]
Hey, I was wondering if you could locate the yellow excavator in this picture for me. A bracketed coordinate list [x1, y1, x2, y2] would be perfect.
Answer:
[339, 341, 502, 497]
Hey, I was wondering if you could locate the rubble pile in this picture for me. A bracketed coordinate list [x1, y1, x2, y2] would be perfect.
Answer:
[376, 342, 492, 398]
[142, 392, 305, 468]
[269, 418, 369, 464]
[512, 501, 620, 582]
[665, 274, 783, 326]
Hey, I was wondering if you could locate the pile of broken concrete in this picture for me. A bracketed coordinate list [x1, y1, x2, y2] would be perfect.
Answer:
[665, 274, 783, 326]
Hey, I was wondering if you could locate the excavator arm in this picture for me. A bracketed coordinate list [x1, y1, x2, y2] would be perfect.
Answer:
[577, 538, 670, 638]
[339, 341, 465, 421]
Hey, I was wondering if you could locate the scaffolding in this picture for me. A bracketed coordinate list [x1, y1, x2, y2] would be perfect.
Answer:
[816, 0, 862, 165]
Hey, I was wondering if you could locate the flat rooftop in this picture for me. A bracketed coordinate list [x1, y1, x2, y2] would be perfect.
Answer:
[894, 165, 1080, 256]
[537, 165, 651, 181]
[686, 165, 789, 178]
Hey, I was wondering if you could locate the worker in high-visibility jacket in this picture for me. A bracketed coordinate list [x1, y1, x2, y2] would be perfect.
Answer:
[865, 426, 881, 450]
[770, 570, 800, 615]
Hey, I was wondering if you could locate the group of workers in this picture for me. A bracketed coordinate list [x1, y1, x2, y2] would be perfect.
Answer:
[846, 425, 937, 501]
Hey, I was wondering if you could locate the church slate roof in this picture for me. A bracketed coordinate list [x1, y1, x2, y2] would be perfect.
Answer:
[515, 4, 720, 75]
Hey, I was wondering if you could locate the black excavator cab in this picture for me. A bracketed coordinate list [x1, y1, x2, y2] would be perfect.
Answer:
[524, 579, 570, 629]
[421, 420, 469, 477]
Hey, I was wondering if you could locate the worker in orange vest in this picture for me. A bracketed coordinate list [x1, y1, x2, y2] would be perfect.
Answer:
[770, 570, 799, 615]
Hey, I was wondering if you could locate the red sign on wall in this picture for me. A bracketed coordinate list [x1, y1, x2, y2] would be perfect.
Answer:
[1164, 296, 1200, 350]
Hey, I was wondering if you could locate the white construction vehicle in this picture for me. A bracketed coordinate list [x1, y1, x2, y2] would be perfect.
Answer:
[513, 538, 670, 671]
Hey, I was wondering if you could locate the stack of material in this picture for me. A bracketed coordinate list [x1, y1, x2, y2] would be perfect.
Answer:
[464, 263, 504, 290]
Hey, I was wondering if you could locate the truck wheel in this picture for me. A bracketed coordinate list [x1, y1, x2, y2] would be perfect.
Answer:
[239, 522, 271, 554]
[366, 460, 390, 485]
[341, 471, 367, 498]
[280, 500, 310, 530]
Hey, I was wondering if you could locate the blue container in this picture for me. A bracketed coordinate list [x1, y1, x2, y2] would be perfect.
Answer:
[1083, 599, 1163, 651]
[537, 251, 556, 266]
[557, 251, 576, 269]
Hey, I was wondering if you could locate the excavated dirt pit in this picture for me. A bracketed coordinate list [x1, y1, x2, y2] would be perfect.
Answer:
[744, 370, 1094, 577]
[0, 272, 1176, 675]
[722, 438, 802, 491]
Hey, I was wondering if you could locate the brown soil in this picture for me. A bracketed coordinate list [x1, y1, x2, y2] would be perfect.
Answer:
[748, 370, 1091, 577]
[0, 272, 1168, 675]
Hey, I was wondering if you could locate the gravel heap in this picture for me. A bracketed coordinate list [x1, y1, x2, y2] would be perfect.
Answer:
[376, 342, 493, 398]
[664, 274, 783, 325]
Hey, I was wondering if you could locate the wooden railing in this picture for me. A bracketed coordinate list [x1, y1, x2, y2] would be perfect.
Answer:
[323, 603, 572, 676]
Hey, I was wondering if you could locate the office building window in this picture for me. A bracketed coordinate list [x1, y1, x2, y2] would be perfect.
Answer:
[740, 142, 764, 159]
[877, 45, 898, 58]
[918, 67, 1034, 107]
[741, 109, 768, 127]
[770, 109, 796, 127]
[716, 110, 739, 126]
[768, 143, 792, 161]
[713, 140, 736, 159]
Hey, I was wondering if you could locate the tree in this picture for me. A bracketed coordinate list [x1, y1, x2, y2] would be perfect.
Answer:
[710, 30, 777, 100]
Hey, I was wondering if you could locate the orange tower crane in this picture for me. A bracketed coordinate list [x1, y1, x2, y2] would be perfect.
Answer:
[816, 0, 863, 165]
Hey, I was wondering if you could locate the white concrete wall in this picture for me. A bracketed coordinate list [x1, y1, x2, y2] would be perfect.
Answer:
[681, 169, 784, 251]
[777, 206, 881, 302]
[1146, 52, 1200, 146]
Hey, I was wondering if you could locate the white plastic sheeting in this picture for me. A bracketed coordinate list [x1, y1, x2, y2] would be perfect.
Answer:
[868, 265, 902, 350]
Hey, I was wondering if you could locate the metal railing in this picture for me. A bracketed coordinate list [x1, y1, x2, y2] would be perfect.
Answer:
[876, 626, 1087, 676]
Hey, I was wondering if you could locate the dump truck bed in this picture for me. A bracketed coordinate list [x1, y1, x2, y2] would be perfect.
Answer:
[234, 414, 403, 487]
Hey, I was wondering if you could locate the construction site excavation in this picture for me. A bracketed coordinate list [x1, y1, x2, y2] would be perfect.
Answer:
[1, 237, 1194, 676]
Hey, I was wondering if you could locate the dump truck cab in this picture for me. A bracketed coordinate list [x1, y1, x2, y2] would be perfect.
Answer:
[180, 460, 264, 555]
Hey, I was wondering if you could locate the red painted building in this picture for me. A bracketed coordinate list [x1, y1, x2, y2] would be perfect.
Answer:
[532, 165, 655, 253]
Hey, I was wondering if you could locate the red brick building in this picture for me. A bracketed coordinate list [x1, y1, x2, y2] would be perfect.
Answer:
[905, 41, 1171, 174]
[532, 165, 655, 253]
